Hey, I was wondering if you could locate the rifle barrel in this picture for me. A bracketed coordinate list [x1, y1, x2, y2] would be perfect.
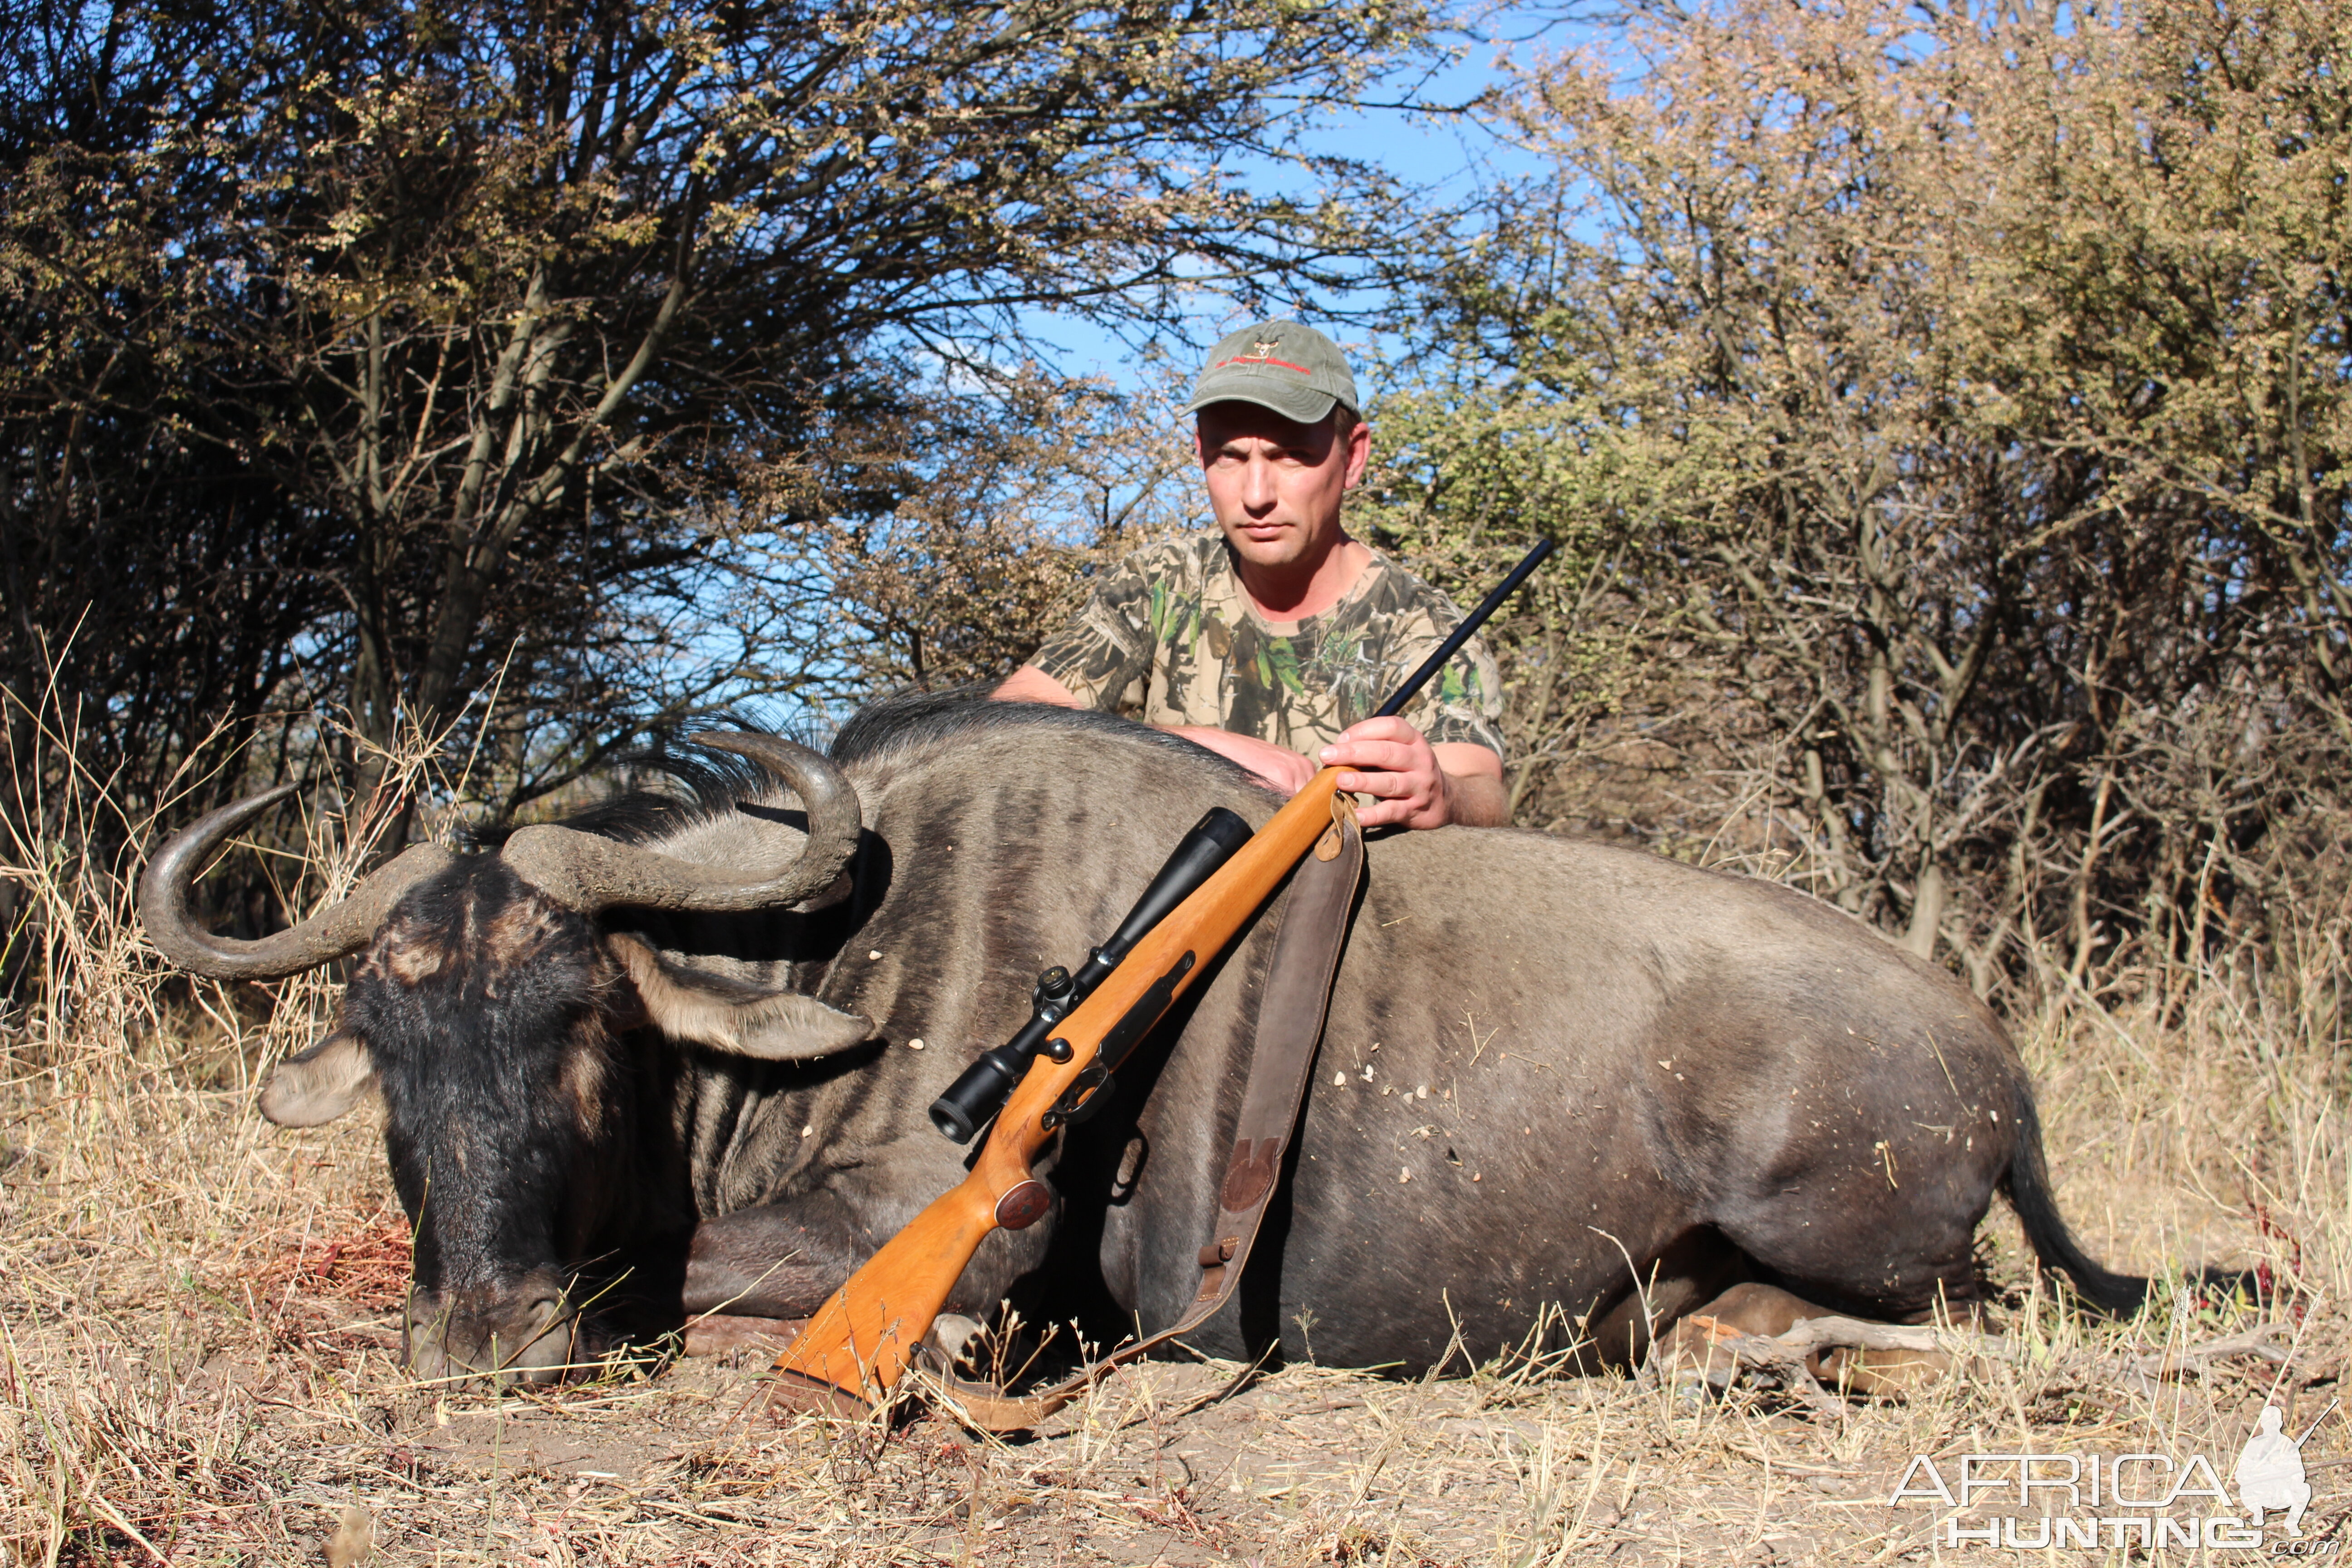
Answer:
[1372, 538, 1553, 719]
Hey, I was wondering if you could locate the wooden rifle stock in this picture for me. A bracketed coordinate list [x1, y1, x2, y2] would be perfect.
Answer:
[770, 769, 1351, 1408]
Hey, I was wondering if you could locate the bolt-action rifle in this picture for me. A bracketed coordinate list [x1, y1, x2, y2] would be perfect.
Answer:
[770, 538, 1554, 1412]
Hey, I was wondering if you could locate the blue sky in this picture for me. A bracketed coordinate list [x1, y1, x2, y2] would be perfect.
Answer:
[1020, 4, 1574, 390]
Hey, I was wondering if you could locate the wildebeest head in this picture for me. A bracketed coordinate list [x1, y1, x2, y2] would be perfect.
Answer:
[139, 735, 872, 1386]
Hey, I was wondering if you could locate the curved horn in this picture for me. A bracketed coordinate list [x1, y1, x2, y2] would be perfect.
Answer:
[139, 787, 457, 980]
[496, 732, 861, 914]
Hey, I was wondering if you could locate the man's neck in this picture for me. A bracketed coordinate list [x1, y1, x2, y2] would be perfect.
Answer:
[1232, 536, 1371, 627]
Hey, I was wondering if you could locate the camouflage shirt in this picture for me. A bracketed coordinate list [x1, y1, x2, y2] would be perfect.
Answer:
[1028, 532, 1507, 764]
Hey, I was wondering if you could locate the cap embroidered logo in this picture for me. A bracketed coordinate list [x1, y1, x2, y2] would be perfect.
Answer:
[1182, 319, 1357, 421]
[1213, 348, 1312, 374]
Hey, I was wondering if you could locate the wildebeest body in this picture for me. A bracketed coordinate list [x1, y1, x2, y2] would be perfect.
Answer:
[147, 695, 2137, 1383]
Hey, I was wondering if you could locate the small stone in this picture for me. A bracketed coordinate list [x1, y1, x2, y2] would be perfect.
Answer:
[1333, 1072, 1347, 1087]
[1416, 1084, 1429, 1099]
[907, 1038, 925, 1051]
[800, 1124, 813, 1138]
[869, 950, 883, 960]
[1398, 1166, 1411, 1183]
[1472, 1173, 1482, 1182]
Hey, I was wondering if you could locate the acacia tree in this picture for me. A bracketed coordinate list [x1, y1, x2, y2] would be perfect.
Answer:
[0, 0, 1429, 833]
[1367, 0, 2350, 1009]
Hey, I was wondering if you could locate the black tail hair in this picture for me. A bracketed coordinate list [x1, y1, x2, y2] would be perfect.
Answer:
[2003, 1086, 2152, 1316]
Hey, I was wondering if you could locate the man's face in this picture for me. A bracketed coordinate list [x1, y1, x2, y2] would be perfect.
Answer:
[1195, 401, 1371, 577]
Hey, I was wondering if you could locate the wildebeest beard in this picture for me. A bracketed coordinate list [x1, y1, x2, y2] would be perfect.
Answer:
[343, 858, 640, 1387]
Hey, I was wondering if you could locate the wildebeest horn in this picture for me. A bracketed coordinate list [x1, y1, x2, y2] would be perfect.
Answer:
[139, 786, 457, 980]
[495, 732, 861, 914]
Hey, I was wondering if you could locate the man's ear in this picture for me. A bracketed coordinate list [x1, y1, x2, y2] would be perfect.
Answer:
[261, 1030, 377, 1127]
[608, 934, 872, 1060]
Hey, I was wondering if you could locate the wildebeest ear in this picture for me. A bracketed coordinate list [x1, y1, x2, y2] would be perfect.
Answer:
[260, 1030, 377, 1127]
[608, 934, 873, 1060]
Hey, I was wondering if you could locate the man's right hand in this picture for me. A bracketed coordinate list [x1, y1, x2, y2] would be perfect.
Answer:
[1166, 727, 1317, 793]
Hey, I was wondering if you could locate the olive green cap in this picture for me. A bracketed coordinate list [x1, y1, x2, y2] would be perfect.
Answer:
[1182, 320, 1360, 425]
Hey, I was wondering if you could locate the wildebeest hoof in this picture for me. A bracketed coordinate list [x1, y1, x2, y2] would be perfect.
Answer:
[922, 1312, 985, 1367]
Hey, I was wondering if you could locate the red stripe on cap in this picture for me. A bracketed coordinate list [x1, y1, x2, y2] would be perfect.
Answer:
[1213, 355, 1313, 375]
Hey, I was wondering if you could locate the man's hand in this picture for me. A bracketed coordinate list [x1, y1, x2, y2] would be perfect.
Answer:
[994, 665, 1084, 706]
[1167, 727, 1318, 793]
[1319, 718, 1509, 829]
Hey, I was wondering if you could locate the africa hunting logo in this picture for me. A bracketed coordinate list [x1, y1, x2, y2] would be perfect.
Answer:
[1890, 1402, 2336, 1551]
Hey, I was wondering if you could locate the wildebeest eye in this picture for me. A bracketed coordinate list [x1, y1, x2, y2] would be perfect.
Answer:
[606, 934, 872, 1060]
[260, 1029, 377, 1127]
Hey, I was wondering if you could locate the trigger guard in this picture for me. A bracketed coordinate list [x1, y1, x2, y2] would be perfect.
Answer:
[1060, 1071, 1115, 1125]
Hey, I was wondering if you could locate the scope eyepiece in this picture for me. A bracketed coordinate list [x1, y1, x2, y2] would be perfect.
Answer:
[930, 1045, 1027, 1143]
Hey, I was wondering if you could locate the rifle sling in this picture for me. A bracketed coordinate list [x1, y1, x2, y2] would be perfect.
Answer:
[917, 793, 1365, 1434]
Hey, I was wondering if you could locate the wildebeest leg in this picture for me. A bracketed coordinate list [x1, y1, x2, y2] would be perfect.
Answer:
[682, 1203, 864, 1319]
[1576, 1227, 1749, 1372]
[1657, 1281, 1965, 1396]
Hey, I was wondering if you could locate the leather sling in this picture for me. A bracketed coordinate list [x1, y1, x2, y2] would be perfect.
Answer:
[914, 794, 1365, 1433]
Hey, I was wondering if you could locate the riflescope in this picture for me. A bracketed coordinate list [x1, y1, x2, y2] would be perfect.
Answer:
[927, 805, 1254, 1142]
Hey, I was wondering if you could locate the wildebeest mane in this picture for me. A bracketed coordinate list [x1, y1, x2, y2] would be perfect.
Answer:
[471, 728, 811, 850]
[477, 690, 1250, 852]
[830, 686, 1250, 779]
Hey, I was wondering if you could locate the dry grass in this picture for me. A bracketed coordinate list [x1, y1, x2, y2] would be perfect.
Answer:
[3, 742, 2346, 1565]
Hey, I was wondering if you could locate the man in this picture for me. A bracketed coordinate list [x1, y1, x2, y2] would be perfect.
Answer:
[2234, 1404, 2314, 1537]
[994, 321, 1510, 829]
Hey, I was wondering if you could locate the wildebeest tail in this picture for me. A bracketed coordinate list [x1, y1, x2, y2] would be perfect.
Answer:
[2002, 1085, 2150, 1316]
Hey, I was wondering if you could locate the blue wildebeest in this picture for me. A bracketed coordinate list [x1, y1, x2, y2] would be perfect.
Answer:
[141, 695, 2144, 1387]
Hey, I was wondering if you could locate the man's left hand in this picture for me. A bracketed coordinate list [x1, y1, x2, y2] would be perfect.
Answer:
[1319, 718, 1508, 829]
